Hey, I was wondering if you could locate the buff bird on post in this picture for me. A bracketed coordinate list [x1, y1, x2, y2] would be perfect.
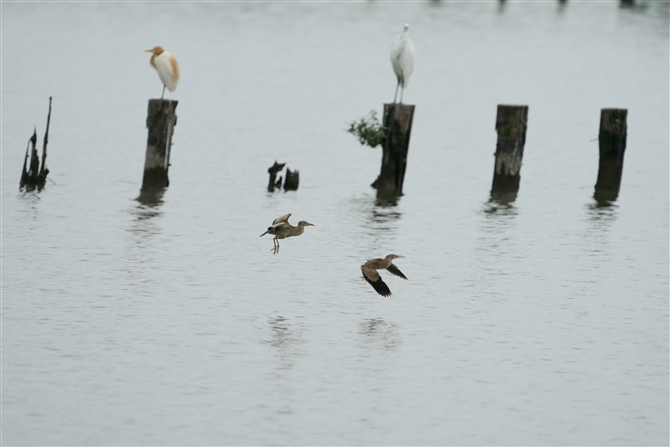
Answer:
[145, 46, 180, 99]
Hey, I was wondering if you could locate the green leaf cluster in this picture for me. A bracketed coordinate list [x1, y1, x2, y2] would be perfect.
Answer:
[346, 111, 387, 149]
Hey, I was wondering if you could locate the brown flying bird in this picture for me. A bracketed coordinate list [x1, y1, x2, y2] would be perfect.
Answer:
[260, 213, 314, 255]
[361, 254, 408, 297]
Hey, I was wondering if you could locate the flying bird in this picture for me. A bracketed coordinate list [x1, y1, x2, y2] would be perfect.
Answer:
[390, 24, 415, 104]
[145, 46, 180, 99]
[260, 213, 314, 255]
[361, 254, 408, 297]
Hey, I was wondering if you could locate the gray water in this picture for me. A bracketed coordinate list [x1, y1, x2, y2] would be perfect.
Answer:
[3, 1, 668, 445]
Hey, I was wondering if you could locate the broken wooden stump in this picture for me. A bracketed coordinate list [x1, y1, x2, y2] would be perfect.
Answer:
[491, 104, 528, 195]
[594, 108, 627, 203]
[372, 103, 415, 194]
[20, 97, 52, 190]
[267, 161, 285, 192]
[142, 99, 178, 189]
[284, 168, 299, 191]
[267, 161, 300, 192]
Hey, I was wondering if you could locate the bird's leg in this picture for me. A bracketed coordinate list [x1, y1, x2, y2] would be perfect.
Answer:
[393, 81, 400, 103]
[161, 85, 166, 100]
[400, 86, 404, 104]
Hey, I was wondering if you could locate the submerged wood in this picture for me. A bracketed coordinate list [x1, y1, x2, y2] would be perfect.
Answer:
[142, 99, 178, 189]
[267, 161, 285, 192]
[491, 104, 528, 194]
[20, 97, 52, 190]
[284, 168, 299, 191]
[594, 108, 627, 202]
[372, 103, 415, 194]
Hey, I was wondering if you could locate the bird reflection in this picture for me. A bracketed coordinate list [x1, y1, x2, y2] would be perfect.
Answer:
[264, 316, 304, 370]
[360, 318, 400, 350]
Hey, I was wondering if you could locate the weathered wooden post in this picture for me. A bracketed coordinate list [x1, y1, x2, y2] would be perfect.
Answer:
[20, 97, 52, 190]
[142, 99, 178, 188]
[284, 168, 299, 191]
[594, 108, 627, 202]
[267, 161, 285, 192]
[372, 103, 415, 194]
[491, 104, 528, 195]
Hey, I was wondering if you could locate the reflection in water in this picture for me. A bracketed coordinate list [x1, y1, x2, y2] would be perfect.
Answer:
[483, 192, 518, 217]
[586, 199, 618, 224]
[371, 191, 403, 224]
[347, 192, 403, 243]
[264, 316, 304, 370]
[134, 187, 165, 221]
[360, 318, 400, 351]
[592, 191, 618, 209]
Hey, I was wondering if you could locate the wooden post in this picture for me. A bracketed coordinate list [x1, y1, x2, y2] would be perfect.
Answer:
[142, 99, 178, 189]
[284, 168, 299, 191]
[491, 104, 528, 194]
[594, 108, 627, 202]
[20, 98, 52, 191]
[372, 103, 415, 194]
[267, 161, 285, 192]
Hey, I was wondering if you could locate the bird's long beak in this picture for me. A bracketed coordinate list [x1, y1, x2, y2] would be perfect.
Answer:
[306, 223, 315, 226]
[143, 49, 153, 53]
[396, 255, 405, 258]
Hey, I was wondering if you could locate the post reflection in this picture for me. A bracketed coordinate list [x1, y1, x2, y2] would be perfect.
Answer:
[586, 198, 618, 224]
[483, 192, 518, 217]
[592, 191, 619, 209]
[360, 318, 400, 351]
[371, 190, 403, 224]
[134, 187, 165, 221]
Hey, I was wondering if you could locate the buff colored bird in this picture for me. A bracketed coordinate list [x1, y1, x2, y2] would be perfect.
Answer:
[145, 46, 180, 99]
[260, 213, 314, 255]
[361, 254, 408, 297]
[390, 24, 415, 104]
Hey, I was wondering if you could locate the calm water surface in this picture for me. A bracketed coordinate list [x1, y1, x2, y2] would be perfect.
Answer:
[2, 1, 668, 445]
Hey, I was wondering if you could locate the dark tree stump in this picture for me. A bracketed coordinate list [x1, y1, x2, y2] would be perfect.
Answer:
[20, 97, 52, 191]
[142, 99, 178, 189]
[284, 168, 299, 191]
[491, 104, 528, 194]
[372, 103, 415, 194]
[594, 108, 627, 202]
[267, 161, 285, 192]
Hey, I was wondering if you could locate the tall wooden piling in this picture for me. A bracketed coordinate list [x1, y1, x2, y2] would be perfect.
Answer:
[372, 103, 415, 194]
[142, 99, 178, 188]
[594, 108, 627, 202]
[491, 104, 528, 194]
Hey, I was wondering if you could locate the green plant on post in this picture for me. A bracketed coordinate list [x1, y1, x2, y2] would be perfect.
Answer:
[347, 111, 387, 149]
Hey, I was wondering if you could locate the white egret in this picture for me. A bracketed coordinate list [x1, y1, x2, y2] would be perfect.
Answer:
[145, 46, 180, 99]
[390, 24, 415, 104]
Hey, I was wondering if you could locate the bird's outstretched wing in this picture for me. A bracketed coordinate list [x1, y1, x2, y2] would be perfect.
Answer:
[361, 266, 392, 297]
[387, 263, 408, 280]
[273, 213, 292, 225]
